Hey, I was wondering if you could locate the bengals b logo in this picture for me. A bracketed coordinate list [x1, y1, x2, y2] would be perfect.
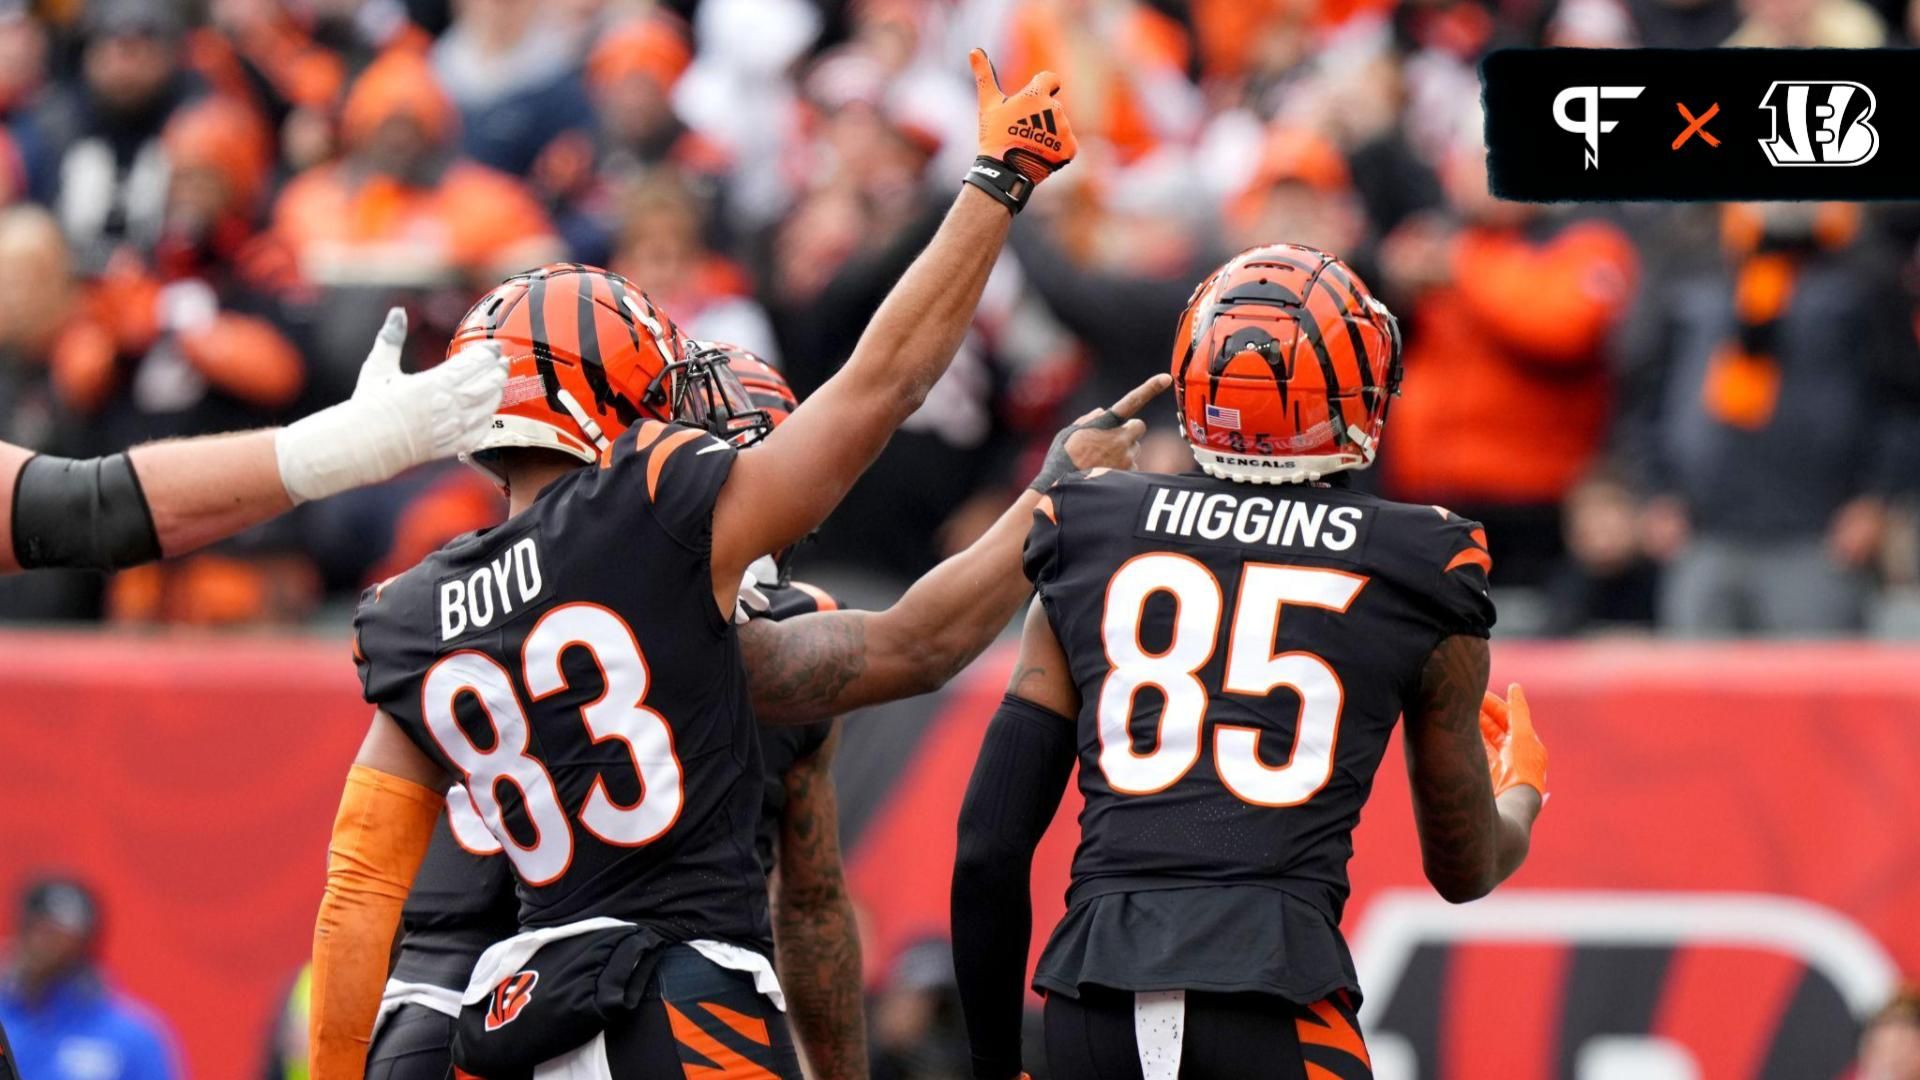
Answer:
[1350, 890, 1897, 1078]
[1758, 81, 1879, 167]
[484, 970, 538, 1032]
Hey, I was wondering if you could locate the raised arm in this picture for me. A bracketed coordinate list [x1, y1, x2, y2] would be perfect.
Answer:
[772, 727, 868, 1080]
[310, 710, 448, 1080]
[739, 376, 1165, 724]
[0, 310, 505, 575]
[953, 602, 1080, 1080]
[709, 51, 1079, 610]
[1403, 635, 1545, 903]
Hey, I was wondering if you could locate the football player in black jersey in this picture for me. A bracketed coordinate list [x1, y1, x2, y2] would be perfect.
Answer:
[308, 52, 1111, 1079]
[344, 344, 1166, 1077]
[360, 352, 875, 1080]
[951, 245, 1550, 1080]
[358, 575, 868, 1080]
[725, 351, 869, 1080]
[330, 331, 1158, 1080]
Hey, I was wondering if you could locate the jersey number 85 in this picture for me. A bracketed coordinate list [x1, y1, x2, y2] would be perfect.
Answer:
[1098, 555, 1367, 807]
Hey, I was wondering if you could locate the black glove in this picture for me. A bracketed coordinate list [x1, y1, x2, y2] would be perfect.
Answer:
[1029, 409, 1124, 492]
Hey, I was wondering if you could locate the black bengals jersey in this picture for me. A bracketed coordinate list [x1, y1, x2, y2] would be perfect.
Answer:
[381, 575, 841, 993]
[1025, 468, 1494, 1002]
[390, 806, 519, 990]
[751, 581, 838, 877]
[355, 419, 772, 954]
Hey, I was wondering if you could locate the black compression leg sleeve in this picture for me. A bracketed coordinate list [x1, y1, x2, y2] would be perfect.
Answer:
[1042, 986, 1144, 1080]
[10, 453, 161, 570]
[365, 1004, 458, 1080]
[1047, 990, 1373, 1080]
[952, 694, 1078, 1080]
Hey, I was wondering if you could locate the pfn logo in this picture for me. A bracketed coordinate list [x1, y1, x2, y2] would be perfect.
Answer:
[1758, 81, 1878, 166]
[1553, 85, 1645, 169]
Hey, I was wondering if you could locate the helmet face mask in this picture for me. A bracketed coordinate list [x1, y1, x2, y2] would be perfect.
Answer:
[657, 342, 786, 448]
[1172, 245, 1401, 485]
[649, 345, 763, 441]
[689, 343, 796, 449]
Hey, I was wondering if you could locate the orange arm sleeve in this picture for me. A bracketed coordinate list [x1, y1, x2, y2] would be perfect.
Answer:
[1448, 223, 1638, 366]
[310, 764, 443, 1080]
[176, 313, 306, 408]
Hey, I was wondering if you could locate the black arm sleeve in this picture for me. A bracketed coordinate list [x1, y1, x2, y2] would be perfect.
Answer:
[952, 694, 1078, 1080]
[9, 453, 162, 571]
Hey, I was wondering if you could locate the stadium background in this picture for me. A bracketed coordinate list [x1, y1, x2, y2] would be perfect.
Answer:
[2, 0, 1918, 1076]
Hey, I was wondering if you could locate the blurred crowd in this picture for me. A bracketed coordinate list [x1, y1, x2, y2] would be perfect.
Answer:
[2, 0, 1920, 637]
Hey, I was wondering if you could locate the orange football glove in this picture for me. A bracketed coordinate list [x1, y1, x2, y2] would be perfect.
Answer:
[962, 48, 1077, 213]
[1480, 682, 1548, 798]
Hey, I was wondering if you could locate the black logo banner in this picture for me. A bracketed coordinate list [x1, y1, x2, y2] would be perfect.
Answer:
[1483, 49, 1918, 201]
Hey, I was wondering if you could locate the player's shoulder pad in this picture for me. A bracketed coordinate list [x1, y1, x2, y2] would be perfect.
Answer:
[1026, 467, 1135, 589]
[590, 419, 737, 547]
[1375, 501, 1496, 638]
[1032, 466, 1137, 525]
[352, 573, 395, 643]
[1056, 465, 1139, 494]
[351, 570, 419, 705]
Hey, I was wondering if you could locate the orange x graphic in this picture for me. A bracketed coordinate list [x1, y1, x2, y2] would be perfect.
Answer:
[1673, 102, 1721, 149]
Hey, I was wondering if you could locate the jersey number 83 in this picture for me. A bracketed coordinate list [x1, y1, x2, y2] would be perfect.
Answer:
[422, 604, 683, 885]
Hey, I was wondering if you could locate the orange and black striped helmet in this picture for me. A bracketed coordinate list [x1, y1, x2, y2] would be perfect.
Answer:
[452, 264, 751, 482]
[1171, 244, 1401, 484]
[688, 342, 797, 447]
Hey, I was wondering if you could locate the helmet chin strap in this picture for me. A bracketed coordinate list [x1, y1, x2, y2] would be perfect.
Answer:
[556, 389, 613, 453]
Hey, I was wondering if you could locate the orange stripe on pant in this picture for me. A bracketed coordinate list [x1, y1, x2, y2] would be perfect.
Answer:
[1297, 997, 1372, 1067]
[698, 1001, 772, 1047]
[664, 1001, 780, 1080]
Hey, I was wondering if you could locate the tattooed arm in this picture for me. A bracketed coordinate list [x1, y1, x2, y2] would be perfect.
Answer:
[738, 375, 1166, 725]
[1403, 634, 1540, 902]
[773, 726, 868, 1080]
[739, 488, 1045, 724]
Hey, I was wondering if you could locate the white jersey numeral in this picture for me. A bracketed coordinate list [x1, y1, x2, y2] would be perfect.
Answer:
[1096, 556, 1367, 806]
[420, 603, 684, 883]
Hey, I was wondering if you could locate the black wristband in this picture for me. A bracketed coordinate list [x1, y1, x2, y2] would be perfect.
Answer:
[962, 156, 1033, 214]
